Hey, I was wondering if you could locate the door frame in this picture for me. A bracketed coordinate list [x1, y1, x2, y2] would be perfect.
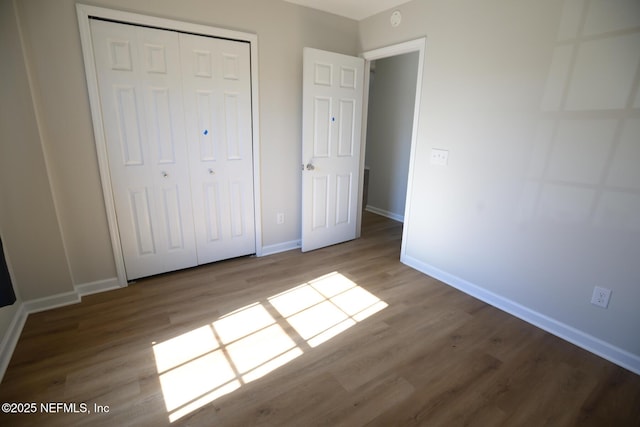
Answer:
[357, 38, 426, 259]
[76, 4, 263, 286]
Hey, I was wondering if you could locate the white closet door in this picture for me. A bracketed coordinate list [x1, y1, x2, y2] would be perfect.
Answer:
[90, 20, 197, 280]
[179, 34, 256, 264]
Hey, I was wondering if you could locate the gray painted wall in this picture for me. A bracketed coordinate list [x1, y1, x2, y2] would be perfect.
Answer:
[0, 0, 73, 334]
[359, 0, 640, 358]
[365, 52, 419, 220]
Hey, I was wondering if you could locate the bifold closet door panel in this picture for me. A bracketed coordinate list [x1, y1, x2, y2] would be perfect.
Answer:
[179, 34, 256, 265]
[90, 19, 197, 280]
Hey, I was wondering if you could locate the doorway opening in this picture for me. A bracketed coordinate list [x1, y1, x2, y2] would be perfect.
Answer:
[358, 39, 426, 251]
[364, 51, 419, 223]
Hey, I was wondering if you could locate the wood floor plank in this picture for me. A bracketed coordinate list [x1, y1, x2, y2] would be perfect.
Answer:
[0, 212, 638, 426]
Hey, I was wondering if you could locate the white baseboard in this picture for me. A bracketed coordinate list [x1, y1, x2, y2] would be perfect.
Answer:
[23, 291, 80, 314]
[1, 293, 79, 382]
[261, 240, 301, 256]
[0, 292, 78, 382]
[75, 277, 121, 296]
[401, 254, 640, 376]
[0, 277, 122, 382]
[0, 303, 27, 383]
[365, 205, 404, 223]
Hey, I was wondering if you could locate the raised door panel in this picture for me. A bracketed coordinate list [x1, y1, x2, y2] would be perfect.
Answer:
[312, 176, 329, 230]
[113, 85, 145, 166]
[202, 182, 222, 242]
[313, 97, 332, 158]
[195, 91, 218, 161]
[335, 173, 352, 225]
[129, 187, 156, 255]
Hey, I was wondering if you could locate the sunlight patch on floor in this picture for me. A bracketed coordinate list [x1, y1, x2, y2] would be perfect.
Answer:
[152, 271, 387, 422]
[269, 272, 388, 347]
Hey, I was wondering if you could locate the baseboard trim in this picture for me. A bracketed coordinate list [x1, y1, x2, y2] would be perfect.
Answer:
[261, 240, 301, 256]
[23, 291, 80, 314]
[401, 254, 640, 376]
[0, 277, 126, 382]
[75, 277, 121, 296]
[0, 303, 27, 383]
[1, 292, 81, 382]
[365, 205, 404, 223]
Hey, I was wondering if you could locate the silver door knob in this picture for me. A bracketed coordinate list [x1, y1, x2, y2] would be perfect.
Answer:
[161, 171, 168, 178]
[306, 163, 315, 171]
[208, 168, 215, 175]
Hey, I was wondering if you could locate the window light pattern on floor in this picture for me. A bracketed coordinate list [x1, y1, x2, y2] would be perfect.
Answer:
[152, 272, 388, 422]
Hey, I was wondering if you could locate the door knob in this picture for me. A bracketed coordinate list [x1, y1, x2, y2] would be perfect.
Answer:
[208, 168, 215, 175]
[161, 171, 168, 178]
[306, 163, 315, 171]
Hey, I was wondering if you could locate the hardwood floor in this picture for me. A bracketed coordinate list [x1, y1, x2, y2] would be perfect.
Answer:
[0, 212, 638, 426]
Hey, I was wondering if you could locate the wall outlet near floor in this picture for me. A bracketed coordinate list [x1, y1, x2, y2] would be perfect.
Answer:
[430, 148, 449, 166]
[276, 213, 285, 225]
[591, 286, 612, 309]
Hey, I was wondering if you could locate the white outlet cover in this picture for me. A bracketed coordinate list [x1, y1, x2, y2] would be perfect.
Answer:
[591, 286, 612, 308]
[430, 148, 449, 166]
[390, 10, 402, 27]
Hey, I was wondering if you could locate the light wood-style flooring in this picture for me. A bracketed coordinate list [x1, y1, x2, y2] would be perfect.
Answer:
[0, 212, 638, 426]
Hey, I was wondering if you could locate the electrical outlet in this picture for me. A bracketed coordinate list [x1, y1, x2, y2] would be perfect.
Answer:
[591, 286, 611, 309]
[430, 148, 449, 166]
[276, 213, 285, 225]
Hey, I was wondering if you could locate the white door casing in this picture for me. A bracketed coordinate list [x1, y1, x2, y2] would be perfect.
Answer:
[90, 20, 198, 280]
[360, 38, 426, 263]
[179, 34, 256, 264]
[301, 48, 365, 252]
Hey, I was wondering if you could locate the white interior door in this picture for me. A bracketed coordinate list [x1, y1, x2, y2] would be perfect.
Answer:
[302, 48, 365, 252]
[179, 34, 256, 264]
[90, 19, 197, 280]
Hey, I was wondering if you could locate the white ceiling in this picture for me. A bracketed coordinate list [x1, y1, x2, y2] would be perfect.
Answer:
[282, 0, 412, 21]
